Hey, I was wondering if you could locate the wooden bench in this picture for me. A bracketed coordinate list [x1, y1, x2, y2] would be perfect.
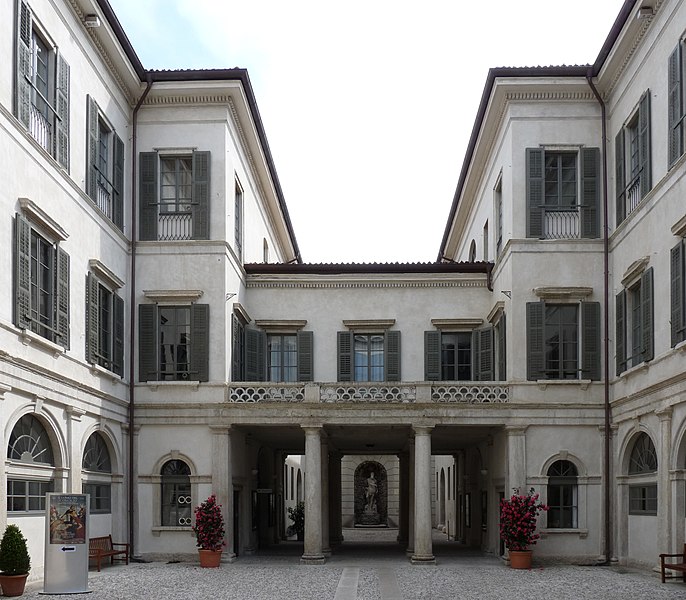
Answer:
[660, 543, 686, 583]
[89, 535, 129, 572]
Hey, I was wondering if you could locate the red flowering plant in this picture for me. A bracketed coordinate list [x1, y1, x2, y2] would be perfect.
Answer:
[192, 494, 226, 551]
[499, 488, 548, 551]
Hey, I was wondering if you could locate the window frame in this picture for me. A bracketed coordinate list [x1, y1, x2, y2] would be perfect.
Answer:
[616, 267, 654, 375]
[268, 333, 298, 382]
[86, 270, 124, 376]
[161, 460, 192, 527]
[546, 460, 579, 529]
[627, 433, 658, 516]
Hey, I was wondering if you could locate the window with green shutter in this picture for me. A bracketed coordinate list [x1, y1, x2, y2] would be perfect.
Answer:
[671, 240, 686, 347]
[85, 271, 124, 376]
[615, 268, 654, 375]
[669, 42, 686, 168]
[338, 330, 400, 382]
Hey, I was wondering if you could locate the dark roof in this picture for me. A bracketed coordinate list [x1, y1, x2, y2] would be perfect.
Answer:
[436, 0, 639, 260]
[245, 261, 492, 275]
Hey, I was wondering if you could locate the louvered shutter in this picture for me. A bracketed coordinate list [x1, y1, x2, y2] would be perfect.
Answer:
[85, 272, 100, 363]
[113, 294, 124, 377]
[337, 331, 352, 382]
[638, 90, 651, 199]
[139, 152, 158, 240]
[641, 268, 654, 362]
[424, 331, 441, 381]
[615, 132, 625, 226]
[526, 302, 544, 381]
[55, 246, 70, 349]
[190, 304, 210, 382]
[615, 290, 626, 376]
[16, 0, 31, 128]
[474, 327, 493, 381]
[297, 331, 314, 382]
[668, 45, 683, 168]
[113, 134, 124, 231]
[138, 304, 157, 382]
[497, 314, 506, 381]
[385, 330, 401, 381]
[526, 148, 544, 238]
[582, 302, 601, 381]
[245, 329, 265, 382]
[86, 95, 99, 201]
[55, 52, 70, 170]
[192, 151, 210, 240]
[14, 214, 31, 329]
[231, 314, 244, 381]
[671, 242, 685, 347]
[580, 147, 600, 239]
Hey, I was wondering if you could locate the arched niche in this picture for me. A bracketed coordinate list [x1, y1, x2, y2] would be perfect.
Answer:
[354, 461, 387, 527]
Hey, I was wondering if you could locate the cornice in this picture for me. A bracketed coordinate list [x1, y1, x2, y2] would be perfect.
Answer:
[246, 278, 488, 290]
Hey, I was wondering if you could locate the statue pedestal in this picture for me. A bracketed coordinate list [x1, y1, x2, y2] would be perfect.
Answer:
[355, 512, 384, 527]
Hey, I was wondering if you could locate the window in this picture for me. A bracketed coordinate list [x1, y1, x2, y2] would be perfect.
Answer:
[668, 41, 686, 167]
[82, 433, 112, 514]
[138, 304, 209, 382]
[139, 151, 210, 241]
[616, 268, 654, 374]
[8, 480, 53, 512]
[86, 272, 124, 376]
[231, 313, 246, 382]
[494, 175, 503, 257]
[671, 239, 686, 347]
[628, 433, 657, 516]
[263, 238, 270, 263]
[14, 214, 70, 348]
[494, 314, 507, 381]
[15, 0, 70, 167]
[526, 302, 600, 381]
[235, 179, 243, 260]
[482, 221, 489, 261]
[526, 147, 599, 239]
[268, 334, 297, 382]
[161, 460, 191, 527]
[425, 327, 495, 381]
[468, 240, 476, 262]
[615, 91, 651, 226]
[546, 460, 578, 528]
[87, 96, 124, 230]
[338, 330, 400, 381]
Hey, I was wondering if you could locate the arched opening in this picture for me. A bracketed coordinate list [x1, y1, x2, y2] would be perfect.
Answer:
[82, 432, 113, 516]
[296, 469, 303, 503]
[438, 468, 446, 527]
[160, 459, 191, 527]
[546, 459, 578, 528]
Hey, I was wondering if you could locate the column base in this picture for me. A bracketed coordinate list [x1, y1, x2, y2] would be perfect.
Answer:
[221, 552, 237, 563]
[410, 553, 436, 565]
[405, 547, 414, 557]
[300, 554, 326, 564]
[322, 546, 332, 557]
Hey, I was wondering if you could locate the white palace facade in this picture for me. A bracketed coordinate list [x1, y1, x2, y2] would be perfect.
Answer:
[1, 0, 686, 577]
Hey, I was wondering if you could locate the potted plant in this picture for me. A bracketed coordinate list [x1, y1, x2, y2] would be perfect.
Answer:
[286, 501, 305, 541]
[499, 488, 548, 569]
[0, 524, 31, 597]
[192, 494, 225, 568]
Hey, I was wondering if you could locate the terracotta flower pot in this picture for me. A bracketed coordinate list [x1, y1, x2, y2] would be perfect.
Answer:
[198, 549, 222, 568]
[0, 573, 29, 597]
[508, 550, 532, 569]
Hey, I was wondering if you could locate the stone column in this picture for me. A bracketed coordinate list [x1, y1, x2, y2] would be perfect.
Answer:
[0, 384, 11, 532]
[456, 451, 465, 543]
[657, 408, 673, 555]
[329, 451, 343, 546]
[412, 426, 435, 564]
[211, 426, 235, 561]
[274, 450, 285, 544]
[397, 451, 409, 545]
[406, 437, 415, 555]
[505, 426, 527, 494]
[301, 426, 325, 564]
[321, 436, 331, 556]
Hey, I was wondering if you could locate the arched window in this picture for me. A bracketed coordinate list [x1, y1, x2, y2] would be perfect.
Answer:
[161, 460, 191, 527]
[296, 469, 303, 503]
[82, 433, 112, 514]
[7, 414, 55, 512]
[628, 433, 657, 515]
[469, 240, 477, 262]
[546, 460, 578, 528]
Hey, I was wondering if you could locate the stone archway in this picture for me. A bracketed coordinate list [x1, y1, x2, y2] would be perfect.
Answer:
[354, 461, 387, 527]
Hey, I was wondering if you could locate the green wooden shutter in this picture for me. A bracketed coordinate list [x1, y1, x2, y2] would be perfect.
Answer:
[475, 326, 493, 381]
[671, 241, 685, 347]
[138, 304, 156, 382]
[192, 151, 210, 240]
[14, 214, 31, 329]
[582, 302, 601, 381]
[526, 148, 544, 238]
[113, 134, 124, 231]
[139, 152, 158, 240]
[16, 0, 31, 128]
[113, 294, 124, 377]
[191, 304, 210, 382]
[668, 45, 683, 168]
[86, 95, 99, 201]
[55, 52, 70, 170]
[245, 329, 265, 381]
[337, 331, 353, 382]
[231, 314, 244, 381]
[526, 302, 544, 380]
[615, 290, 626, 376]
[297, 331, 314, 382]
[497, 314, 506, 381]
[385, 330, 401, 381]
[615, 131, 626, 226]
[55, 247, 70, 349]
[85, 272, 99, 363]
[641, 268, 654, 362]
[580, 147, 600, 239]
[638, 90, 651, 199]
[424, 330, 441, 381]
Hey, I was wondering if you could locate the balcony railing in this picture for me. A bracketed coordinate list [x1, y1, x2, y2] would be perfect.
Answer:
[158, 212, 192, 241]
[626, 175, 641, 217]
[29, 102, 52, 154]
[542, 207, 580, 240]
[97, 180, 112, 220]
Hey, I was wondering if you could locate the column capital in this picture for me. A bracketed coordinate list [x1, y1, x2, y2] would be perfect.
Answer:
[655, 406, 673, 421]
[412, 424, 435, 436]
[504, 425, 527, 436]
[209, 425, 234, 435]
[301, 424, 324, 434]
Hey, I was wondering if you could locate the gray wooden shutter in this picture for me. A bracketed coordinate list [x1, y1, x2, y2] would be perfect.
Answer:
[55, 52, 70, 170]
[297, 331, 314, 382]
[245, 329, 265, 381]
[139, 152, 158, 241]
[85, 272, 99, 363]
[615, 131, 625, 226]
[526, 302, 544, 381]
[231, 314, 244, 381]
[138, 304, 156, 382]
[497, 314, 506, 381]
[424, 330, 441, 381]
[615, 290, 626, 376]
[192, 151, 210, 240]
[580, 147, 600, 239]
[526, 148, 544, 238]
[14, 214, 31, 329]
[641, 267, 654, 362]
[668, 45, 683, 168]
[86, 95, 99, 201]
[16, 0, 31, 128]
[55, 246, 70, 349]
[337, 331, 353, 382]
[671, 241, 685, 347]
[113, 294, 124, 377]
[582, 302, 601, 381]
[385, 330, 401, 381]
[474, 326, 494, 381]
[190, 304, 210, 382]
[113, 134, 124, 231]
[638, 90, 651, 199]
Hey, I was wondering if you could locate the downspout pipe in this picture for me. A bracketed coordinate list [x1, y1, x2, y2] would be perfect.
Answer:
[586, 72, 611, 565]
[128, 74, 153, 557]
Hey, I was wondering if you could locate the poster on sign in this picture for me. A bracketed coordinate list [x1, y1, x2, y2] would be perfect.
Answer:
[49, 495, 87, 544]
